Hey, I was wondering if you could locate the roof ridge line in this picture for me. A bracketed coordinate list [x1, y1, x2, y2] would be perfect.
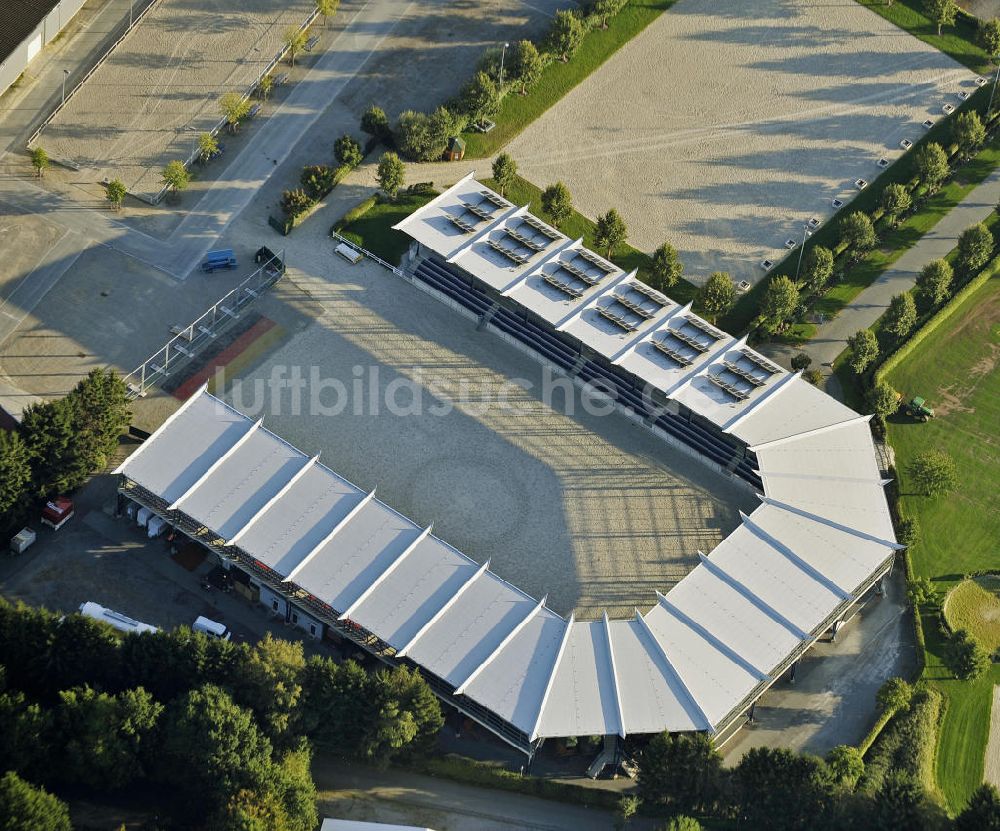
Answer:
[226, 454, 319, 547]
[747, 413, 871, 452]
[758, 470, 892, 486]
[722, 369, 800, 433]
[530, 614, 574, 742]
[339, 525, 434, 621]
[760, 497, 903, 550]
[282, 487, 377, 584]
[113, 382, 209, 474]
[168, 417, 261, 511]
[602, 612, 626, 738]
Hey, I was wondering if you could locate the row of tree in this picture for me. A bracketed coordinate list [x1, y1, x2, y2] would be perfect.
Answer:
[0, 598, 444, 829]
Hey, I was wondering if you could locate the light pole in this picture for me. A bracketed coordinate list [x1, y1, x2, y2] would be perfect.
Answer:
[499, 41, 509, 89]
[794, 224, 809, 282]
[61, 69, 69, 105]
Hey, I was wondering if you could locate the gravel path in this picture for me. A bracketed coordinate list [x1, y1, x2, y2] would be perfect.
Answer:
[987, 685, 1000, 789]
[507, 0, 976, 285]
[35, 0, 315, 200]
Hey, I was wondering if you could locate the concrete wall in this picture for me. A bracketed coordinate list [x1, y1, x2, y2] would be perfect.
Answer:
[0, 0, 86, 98]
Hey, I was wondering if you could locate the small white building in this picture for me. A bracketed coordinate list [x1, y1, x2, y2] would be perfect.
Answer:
[1, 0, 87, 99]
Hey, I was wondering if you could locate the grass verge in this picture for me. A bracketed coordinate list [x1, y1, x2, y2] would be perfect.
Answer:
[462, 0, 674, 158]
[332, 191, 437, 265]
[881, 273, 1000, 811]
[492, 173, 699, 306]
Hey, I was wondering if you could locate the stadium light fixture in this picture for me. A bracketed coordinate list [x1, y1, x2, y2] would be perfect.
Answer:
[499, 42, 510, 89]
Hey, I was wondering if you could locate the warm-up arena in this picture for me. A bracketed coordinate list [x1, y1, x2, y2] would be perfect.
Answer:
[117, 177, 899, 760]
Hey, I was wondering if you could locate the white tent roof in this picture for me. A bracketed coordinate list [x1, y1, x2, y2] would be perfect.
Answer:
[117, 182, 899, 747]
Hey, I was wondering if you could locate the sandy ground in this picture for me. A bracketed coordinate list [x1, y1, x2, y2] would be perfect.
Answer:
[34, 0, 315, 200]
[507, 0, 978, 284]
[223, 257, 755, 620]
[987, 685, 1000, 789]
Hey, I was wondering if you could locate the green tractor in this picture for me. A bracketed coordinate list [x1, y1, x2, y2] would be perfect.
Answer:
[905, 395, 935, 422]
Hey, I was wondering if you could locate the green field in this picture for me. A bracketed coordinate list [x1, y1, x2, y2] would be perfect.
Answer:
[884, 273, 1000, 811]
[945, 578, 1000, 651]
[333, 191, 436, 265]
[462, 0, 674, 158]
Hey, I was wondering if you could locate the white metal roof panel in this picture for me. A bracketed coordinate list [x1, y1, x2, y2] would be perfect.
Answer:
[236, 463, 366, 575]
[404, 571, 538, 687]
[462, 608, 568, 734]
[730, 376, 859, 446]
[642, 600, 761, 727]
[607, 618, 705, 734]
[292, 500, 422, 612]
[120, 393, 248, 504]
[178, 427, 305, 542]
[755, 419, 882, 480]
[535, 620, 619, 738]
[760, 475, 894, 541]
[347, 536, 480, 650]
[665, 564, 802, 676]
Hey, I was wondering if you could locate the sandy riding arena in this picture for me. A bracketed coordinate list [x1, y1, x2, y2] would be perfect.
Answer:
[33, 0, 314, 201]
[508, 0, 978, 284]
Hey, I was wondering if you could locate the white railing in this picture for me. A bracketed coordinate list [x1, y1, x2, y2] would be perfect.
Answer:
[123, 250, 285, 398]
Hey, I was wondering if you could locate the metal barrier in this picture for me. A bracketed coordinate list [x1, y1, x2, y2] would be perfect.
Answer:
[122, 251, 285, 398]
[330, 229, 404, 276]
[27, 0, 163, 148]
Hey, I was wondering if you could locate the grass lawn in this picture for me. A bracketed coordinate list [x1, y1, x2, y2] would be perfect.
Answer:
[462, 0, 674, 158]
[333, 191, 437, 265]
[854, 1, 990, 74]
[883, 273, 1000, 811]
[945, 577, 1000, 651]
[492, 174, 698, 307]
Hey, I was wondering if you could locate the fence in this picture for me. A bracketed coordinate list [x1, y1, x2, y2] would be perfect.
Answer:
[26, 0, 163, 149]
[330, 229, 404, 276]
[122, 250, 285, 399]
[151, 7, 320, 204]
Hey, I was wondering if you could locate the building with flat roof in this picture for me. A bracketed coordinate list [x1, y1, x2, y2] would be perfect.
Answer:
[1, 0, 86, 98]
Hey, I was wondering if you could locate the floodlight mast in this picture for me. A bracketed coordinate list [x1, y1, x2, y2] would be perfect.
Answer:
[500, 42, 510, 89]
[794, 223, 809, 282]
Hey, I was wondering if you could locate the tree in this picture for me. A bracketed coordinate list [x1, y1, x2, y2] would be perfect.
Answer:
[957, 221, 994, 275]
[847, 328, 878, 374]
[897, 516, 920, 548]
[908, 449, 956, 496]
[883, 292, 917, 339]
[461, 71, 500, 125]
[258, 74, 274, 101]
[0, 431, 32, 520]
[872, 771, 946, 831]
[198, 132, 219, 163]
[594, 208, 628, 259]
[594, 0, 627, 28]
[0, 771, 71, 831]
[20, 398, 80, 498]
[283, 27, 308, 66]
[105, 178, 127, 211]
[155, 685, 274, 816]
[30, 147, 48, 178]
[907, 575, 938, 607]
[664, 818, 702, 831]
[363, 666, 443, 762]
[734, 747, 836, 831]
[220, 92, 251, 133]
[880, 183, 912, 224]
[876, 677, 913, 713]
[954, 110, 986, 158]
[376, 151, 405, 200]
[650, 242, 683, 291]
[334, 134, 362, 167]
[980, 19, 1000, 62]
[280, 188, 314, 219]
[839, 211, 876, 252]
[826, 745, 864, 788]
[947, 628, 991, 680]
[69, 368, 131, 475]
[0, 689, 52, 783]
[316, 0, 338, 27]
[791, 352, 812, 372]
[161, 160, 189, 194]
[759, 275, 799, 334]
[615, 794, 640, 830]
[492, 153, 517, 196]
[914, 142, 949, 192]
[300, 164, 336, 199]
[394, 110, 445, 162]
[549, 9, 584, 61]
[297, 656, 372, 752]
[541, 181, 573, 227]
[695, 272, 735, 322]
[804, 369, 823, 386]
[228, 633, 305, 745]
[955, 783, 1000, 831]
[925, 0, 957, 36]
[801, 245, 834, 294]
[212, 788, 291, 831]
[868, 380, 899, 422]
[637, 732, 722, 814]
[915, 258, 953, 306]
[361, 104, 389, 139]
[511, 40, 543, 95]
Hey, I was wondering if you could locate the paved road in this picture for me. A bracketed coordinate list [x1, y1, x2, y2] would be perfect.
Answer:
[770, 165, 1000, 377]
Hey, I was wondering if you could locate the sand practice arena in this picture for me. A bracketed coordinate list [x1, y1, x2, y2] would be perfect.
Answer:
[34, 0, 314, 200]
[508, 0, 978, 284]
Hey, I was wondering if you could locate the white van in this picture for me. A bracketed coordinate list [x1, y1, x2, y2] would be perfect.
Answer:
[192, 616, 231, 640]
